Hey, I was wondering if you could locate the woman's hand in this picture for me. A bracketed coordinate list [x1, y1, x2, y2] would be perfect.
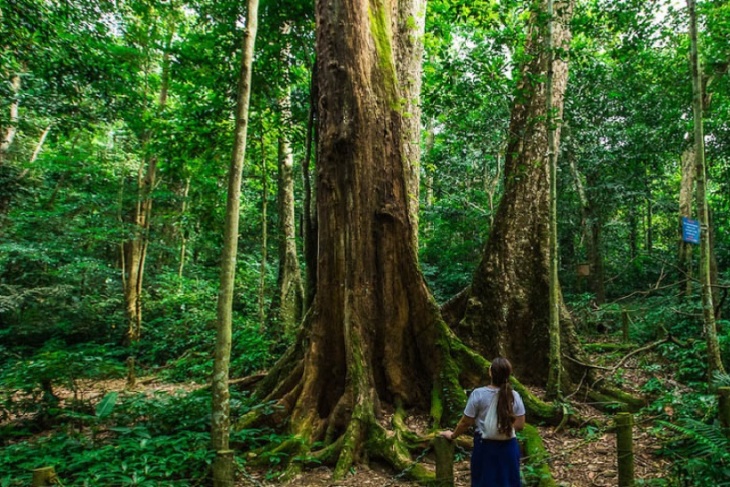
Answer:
[440, 430, 454, 441]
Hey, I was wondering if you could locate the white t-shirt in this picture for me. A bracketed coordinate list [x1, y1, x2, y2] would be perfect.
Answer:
[464, 386, 526, 438]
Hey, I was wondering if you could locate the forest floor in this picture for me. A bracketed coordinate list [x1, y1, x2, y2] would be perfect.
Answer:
[239, 339, 674, 487]
[13, 338, 673, 486]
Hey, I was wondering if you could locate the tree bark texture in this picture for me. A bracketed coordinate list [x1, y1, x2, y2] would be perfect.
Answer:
[458, 0, 583, 386]
[302, 62, 319, 310]
[211, 0, 259, 485]
[393, 0, 426, 250]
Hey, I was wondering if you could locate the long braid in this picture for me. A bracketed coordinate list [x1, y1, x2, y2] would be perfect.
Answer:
[491, 357, 516, 436]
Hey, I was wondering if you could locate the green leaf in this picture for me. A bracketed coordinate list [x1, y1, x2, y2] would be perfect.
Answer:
[95, 391, 119, 419]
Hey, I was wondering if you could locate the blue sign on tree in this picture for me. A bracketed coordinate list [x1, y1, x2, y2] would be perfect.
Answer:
[682, 217, 700, 244]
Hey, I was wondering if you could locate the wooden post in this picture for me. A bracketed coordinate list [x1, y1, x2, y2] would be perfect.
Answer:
[32, 467, 57, 486]
[126, 356, 136, 389]
[432, 436, 454, 487]
[621, 309, 630, 343]
[719, 387, 730, 437]
[615, 412, 634, 487]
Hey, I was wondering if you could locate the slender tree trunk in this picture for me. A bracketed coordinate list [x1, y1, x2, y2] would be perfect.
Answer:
[568, 157, 605, 303]
[645, 190, 653, 254]
[687, 0, 725, 378]
[629, 199, 638, 260]
[588, 213, 605, 304]
[123, 156, 156, 343]
[177, 177, 191, 281]
[29, 125, 51, 164]
[458, 0, 582, 386]
[211, 0, 259, 484]
[0, 73, 21, 165]
[678, 146, 695, 296]
[121, 37, 172, 343]
[270, 23, 304, 334]
[259, 135, 268, 332]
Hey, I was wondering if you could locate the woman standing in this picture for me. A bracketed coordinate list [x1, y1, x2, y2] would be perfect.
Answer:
[440, 357, 526, 487]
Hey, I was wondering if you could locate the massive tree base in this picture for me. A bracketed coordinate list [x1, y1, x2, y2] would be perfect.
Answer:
[236, 311, 570, 481]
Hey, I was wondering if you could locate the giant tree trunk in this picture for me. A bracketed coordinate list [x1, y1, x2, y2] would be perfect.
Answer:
[456, 0, 584, 386]
[239, 0, 490, 479]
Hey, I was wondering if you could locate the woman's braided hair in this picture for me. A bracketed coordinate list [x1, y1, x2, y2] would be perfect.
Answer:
[491, 357, 516, 436]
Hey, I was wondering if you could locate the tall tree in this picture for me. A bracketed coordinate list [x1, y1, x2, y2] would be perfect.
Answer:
[687, 0, 725, 378]
[237, 0, 537, 479]
[211, 0, 260, 484]
[121, 13, 175, 343]
[456, 0, 583, 386]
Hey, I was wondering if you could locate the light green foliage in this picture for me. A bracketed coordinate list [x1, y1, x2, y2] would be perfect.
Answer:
[657, 418, 730, 485]
[0, 388, 278, 486]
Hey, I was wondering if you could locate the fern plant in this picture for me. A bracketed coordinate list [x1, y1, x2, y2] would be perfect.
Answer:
[658, 417, 730, 486]
[713, 371, 730, 388]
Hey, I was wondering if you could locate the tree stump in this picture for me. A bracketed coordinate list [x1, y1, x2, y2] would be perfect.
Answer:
[432, 436, 454, 487]
[32, 467, 56, 486]
[615, 412, 634, 486]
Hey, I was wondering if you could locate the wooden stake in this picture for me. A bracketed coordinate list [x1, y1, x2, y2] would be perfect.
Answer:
[621, 309, 630, 343]
[126, 356, 136, 389]
[432, 437, 454, 487]
[615, 412, 634, 486]
[32, 467, 56, 486]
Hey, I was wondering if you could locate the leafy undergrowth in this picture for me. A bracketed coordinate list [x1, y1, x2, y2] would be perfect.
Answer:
[0, 378, 281, 486]
[2, 325, 727, 486]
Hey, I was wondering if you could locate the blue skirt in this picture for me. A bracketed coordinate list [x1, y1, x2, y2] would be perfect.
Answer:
[471, 435, 521, 487]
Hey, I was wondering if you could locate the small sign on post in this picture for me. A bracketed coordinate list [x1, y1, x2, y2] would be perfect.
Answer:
[682, 217, 700, 244]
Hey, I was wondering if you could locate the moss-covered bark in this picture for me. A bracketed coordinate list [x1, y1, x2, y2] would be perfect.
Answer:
[521, 424, 557, 487]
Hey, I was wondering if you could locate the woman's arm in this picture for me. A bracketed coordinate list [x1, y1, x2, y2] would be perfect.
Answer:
[513, 415, 525, 431]
[440, 415, 475, 440]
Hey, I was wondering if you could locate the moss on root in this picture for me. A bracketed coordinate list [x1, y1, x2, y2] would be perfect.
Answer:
[520, 424, 557, 487]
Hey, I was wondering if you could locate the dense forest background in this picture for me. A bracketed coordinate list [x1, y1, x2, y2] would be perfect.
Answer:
[1, 0, 729, 485]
